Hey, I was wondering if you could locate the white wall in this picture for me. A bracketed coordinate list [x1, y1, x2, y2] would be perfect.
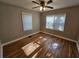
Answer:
[0, 2, 40, 44]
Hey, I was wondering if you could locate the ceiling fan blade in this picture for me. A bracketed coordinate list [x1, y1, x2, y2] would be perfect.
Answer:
[45, 6, 53, 9]
[32, 6, 40, 9]
[47, 0, 53, 4]
[32, 1, 40, 5]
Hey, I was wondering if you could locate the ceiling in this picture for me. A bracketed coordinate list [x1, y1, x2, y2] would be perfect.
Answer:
[0, 0, 79, 12]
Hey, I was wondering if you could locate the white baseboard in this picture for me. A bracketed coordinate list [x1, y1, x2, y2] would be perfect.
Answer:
[1, 31, 79, 58]
[41, 31, 79, 53]
[2, 31, 77, 46]
[40, 31, 77, 43]
[2, 31, 40, 47]
[76, 39, 79, 53]
[1, 31, 40, 58]
[76, 42, 79, 53]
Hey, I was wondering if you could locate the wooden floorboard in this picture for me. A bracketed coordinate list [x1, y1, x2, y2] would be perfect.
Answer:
[3, 32, 79, 58]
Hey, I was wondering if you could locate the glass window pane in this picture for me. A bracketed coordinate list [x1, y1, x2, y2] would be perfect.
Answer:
[46, 16, 54, 29]
[54, 14, 66, 31]
[22, 12, 32, 31]
[46, 14, 66, 31]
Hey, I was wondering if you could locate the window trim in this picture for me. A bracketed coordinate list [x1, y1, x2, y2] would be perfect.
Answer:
[46, 13, 66, 32]
[22, 12, 33, 31]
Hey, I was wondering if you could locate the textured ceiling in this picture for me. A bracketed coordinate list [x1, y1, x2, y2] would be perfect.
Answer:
[0, 0, 79, 12]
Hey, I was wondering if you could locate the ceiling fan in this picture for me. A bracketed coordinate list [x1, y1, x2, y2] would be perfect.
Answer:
[32, 0, 53, 11]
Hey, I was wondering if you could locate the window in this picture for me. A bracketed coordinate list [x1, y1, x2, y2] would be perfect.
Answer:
[46, 14, 66, 31]
[22, 12, 32, 31]
[46, 16, 54, 29]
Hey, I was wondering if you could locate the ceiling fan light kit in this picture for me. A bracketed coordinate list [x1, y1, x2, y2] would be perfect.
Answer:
[32, 0, 53, 11]
[40, 6, 46, 11]
[40, 6, 43, 11]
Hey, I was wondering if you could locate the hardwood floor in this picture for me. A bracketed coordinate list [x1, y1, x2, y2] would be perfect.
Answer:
[3, 32, 79, 58]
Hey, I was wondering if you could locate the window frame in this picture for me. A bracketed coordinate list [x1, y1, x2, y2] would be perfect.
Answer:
[46, 13, 66, 32]
[22, 12, 33, 32]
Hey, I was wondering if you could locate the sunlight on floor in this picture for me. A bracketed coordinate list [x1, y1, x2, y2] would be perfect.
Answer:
[22, 42, 40, 56]
[52, 43, 59, 49]
[32, 48, 42, 58]
[39, 36, 43, 39]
